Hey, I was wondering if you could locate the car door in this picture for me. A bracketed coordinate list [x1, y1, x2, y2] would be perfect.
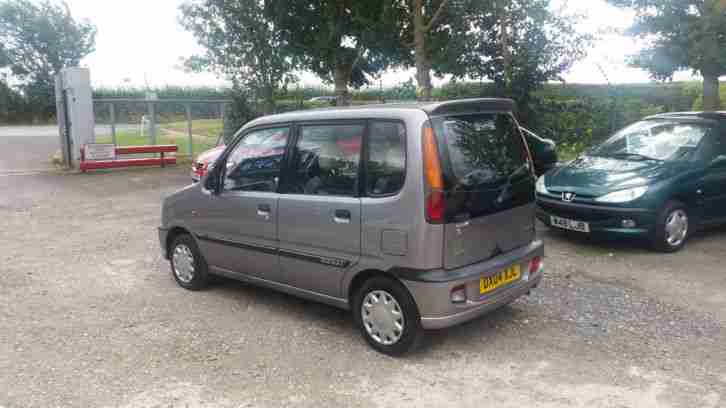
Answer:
[196, 126, 290, 283]
[700, 128, 726, 222]
[277, 122, 363, 297]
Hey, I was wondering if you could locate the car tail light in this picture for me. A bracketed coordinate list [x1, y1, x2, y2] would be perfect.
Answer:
[529, 256, 542, 275]
[422, 122, 445, 224]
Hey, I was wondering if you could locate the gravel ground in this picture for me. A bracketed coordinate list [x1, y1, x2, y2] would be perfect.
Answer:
[0, 167, 724, 408]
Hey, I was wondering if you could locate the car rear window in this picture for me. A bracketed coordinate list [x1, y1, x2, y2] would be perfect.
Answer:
[431, 113, 530, 191]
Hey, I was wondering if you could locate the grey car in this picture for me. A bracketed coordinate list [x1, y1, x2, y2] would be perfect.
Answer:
[159, 98, 545, 355]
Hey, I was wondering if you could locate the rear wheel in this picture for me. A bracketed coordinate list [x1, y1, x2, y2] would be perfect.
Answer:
[652, 201, 689, 253]
[169, 234, 210, 290]
[352, 276, 423, 356]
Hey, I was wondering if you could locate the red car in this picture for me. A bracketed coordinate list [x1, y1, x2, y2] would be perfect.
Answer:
[191, 133, 363, 182]
[191, 144, 226, 182]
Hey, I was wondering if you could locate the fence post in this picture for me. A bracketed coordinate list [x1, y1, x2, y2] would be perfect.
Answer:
[148, 101, 157, 145]
[109, 103, 117, 146]
[186, 104, 193, 158]
[220, 102, 226, 142]
[54, 74, 71, 168]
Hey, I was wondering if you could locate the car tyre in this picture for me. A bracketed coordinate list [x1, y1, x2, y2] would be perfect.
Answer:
[169, 234, 210, 290]
[652, 201, 689, 253]
[353, 276, 423, 356]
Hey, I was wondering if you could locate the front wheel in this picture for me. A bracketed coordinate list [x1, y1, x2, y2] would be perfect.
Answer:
[352, 276, 423, 356]
[652, 201, 689, 253]
[169, 234, 210, 290]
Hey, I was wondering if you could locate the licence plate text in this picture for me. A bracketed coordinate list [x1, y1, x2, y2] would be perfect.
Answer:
[550, 216, 590, 233]
[480, 264, 521, 294]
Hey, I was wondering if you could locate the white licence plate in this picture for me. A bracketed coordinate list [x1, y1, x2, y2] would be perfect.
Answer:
[550, 216, 590, 233]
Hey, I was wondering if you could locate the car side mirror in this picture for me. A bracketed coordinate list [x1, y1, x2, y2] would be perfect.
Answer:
[203, 164, 221, 193]
[532, 140, 559, 176]
[709, 155, 726, 169]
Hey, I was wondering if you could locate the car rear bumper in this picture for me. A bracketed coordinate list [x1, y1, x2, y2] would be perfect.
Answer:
[397, 240, 544, 330]
[536, 196, 656, 237]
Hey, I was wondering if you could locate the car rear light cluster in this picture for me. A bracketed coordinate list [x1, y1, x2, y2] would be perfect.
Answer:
[528, 256, 543, 275]
[422, 122, 445, 224]
[194, 161, 209, 176]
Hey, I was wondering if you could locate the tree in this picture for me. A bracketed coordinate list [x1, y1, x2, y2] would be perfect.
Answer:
[398, 0, 471, 101]
[0, 0, 96, 117]
[179, 0, 295, 115]
[607, 0, 726, 111]
[465, 0, 591, 122]
[265, 0, 406, 106]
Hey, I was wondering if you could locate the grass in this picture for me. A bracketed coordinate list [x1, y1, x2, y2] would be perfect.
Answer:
[161, 119, 223, 139]
[96, 129, 219, 158]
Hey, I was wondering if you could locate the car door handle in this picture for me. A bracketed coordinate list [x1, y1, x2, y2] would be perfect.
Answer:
[257, 204, 271, 219]
[334, 209, 351, 224]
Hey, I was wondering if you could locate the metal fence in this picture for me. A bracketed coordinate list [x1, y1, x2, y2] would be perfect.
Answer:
[93, 98, 231, 159]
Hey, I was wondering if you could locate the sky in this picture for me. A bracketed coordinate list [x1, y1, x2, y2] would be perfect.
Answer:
[64, 0, 698, 90]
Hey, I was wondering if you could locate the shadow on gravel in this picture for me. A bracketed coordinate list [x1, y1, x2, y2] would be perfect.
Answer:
[206, 275, 351, 326]
[539, 222, 726, 255]
[202, 274, 528, 357]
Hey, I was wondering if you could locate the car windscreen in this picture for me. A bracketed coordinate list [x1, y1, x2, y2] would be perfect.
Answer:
[592, 120, 710, 162]
[431, 113, 531, 191]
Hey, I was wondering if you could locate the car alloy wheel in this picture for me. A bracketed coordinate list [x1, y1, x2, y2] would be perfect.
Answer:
[172, 244, 196, 284]
[361, 290, 405, 346]
[664, 209, 688, 247]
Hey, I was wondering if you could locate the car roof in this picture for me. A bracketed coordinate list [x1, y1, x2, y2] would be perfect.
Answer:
[243, 98, 515, 130]
[644, 111, 726, 123]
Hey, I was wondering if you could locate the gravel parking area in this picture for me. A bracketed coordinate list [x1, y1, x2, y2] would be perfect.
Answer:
[1, 167, 724, 407]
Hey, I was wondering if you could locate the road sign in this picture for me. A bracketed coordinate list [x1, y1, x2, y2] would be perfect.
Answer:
[84, 144, 116, 161]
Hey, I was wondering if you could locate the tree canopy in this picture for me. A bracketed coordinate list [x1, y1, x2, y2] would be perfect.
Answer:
[265, 0, 407, 105]
[608, 0, 726, 110]
[465, 0, 591, 116]
[0, 0, 96, 116]
[179, 0, 295, 114]
[394, 0, 471, 101]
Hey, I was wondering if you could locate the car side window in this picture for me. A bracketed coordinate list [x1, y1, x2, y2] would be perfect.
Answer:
[367, 121, 406, 196]
[288, 124, 363, 196]
[222, 127, 289, 193]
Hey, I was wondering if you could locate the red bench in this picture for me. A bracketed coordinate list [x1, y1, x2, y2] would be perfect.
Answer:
[80, 144, 178, 172]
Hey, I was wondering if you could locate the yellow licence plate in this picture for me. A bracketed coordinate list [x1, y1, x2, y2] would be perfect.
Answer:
[480, 264, 521, 294]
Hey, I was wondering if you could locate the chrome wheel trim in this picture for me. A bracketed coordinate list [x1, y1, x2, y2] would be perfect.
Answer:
[172, 244, 196, 283]
[664, 209, 688, 247]
[361, 290, 405, 346]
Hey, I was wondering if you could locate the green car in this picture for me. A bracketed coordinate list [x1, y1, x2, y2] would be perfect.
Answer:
[536, 112, 726, 252]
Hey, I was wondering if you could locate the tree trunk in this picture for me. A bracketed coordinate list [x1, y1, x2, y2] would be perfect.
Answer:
[334, 65, 352, 106]
[262, 85, 275, 115]
[499, 2, 511, 92]
[413, 0, 433, 101]
[702, 71, 721, 111]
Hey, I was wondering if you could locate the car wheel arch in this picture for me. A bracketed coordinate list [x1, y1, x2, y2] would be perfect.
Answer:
[346, 269, 398, 305]
[166, 226, 193, 257]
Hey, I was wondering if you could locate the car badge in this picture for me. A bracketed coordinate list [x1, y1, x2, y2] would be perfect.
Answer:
[562, 192, 576, 202]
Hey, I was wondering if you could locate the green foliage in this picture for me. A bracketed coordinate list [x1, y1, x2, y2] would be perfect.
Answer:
[93, 86, 227, 99]
[223, 86, 259, 144]
[179, 0, 295, 114]
[465, 0, 592, 118]
[265, 0, 407, 103]
[0, 0, 96, 118]
[607, 0, 726, 110]
[691, 84, 726, 110]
